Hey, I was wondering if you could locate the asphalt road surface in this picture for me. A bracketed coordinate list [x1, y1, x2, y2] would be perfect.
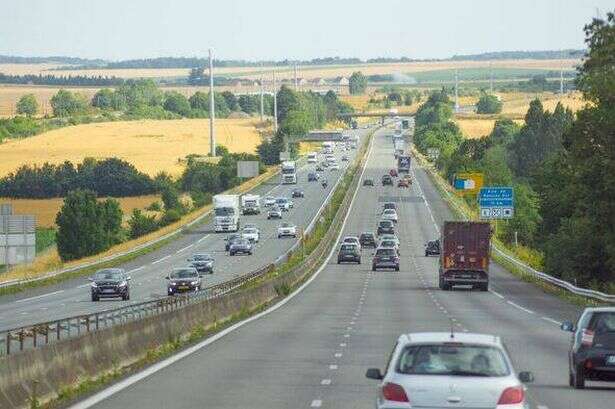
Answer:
[0, 128, 369, 332]
[72, 126, 613, 409]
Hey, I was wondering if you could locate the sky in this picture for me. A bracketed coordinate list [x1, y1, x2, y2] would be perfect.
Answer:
[1, 0, 612, 61]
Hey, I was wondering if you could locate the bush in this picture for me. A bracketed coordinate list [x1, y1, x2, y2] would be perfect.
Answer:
[159, 208, 182, 226]
[128, 209, 159, 239]
[146, 201, 162, 211]
[50, 89, 88, 117]
[190, 190, 211, 209]
[476, 93, 503, 114]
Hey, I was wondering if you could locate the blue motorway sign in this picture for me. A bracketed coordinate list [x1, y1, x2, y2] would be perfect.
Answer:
[479, 187, 514, 219]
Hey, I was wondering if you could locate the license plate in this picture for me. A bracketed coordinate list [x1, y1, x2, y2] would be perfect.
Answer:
[102, 289, 114, 293]
[178, 286, 189, 290]
[607, 356, 615, 365]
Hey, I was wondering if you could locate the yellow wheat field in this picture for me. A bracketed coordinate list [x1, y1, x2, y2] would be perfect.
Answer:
[0, 118, 264, 177]
[1, 195, 160, 228]
[0, 85, 99, 117]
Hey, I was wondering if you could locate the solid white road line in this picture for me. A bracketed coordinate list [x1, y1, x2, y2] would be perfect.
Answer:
[311, 400, 323, 407]
[506, 300, 535, 315]
[176, 244, 194, 254]
[128, 266, 145, 274]
[329, 364, 338, 370]
[15, 290, 65, 303]
[490, 290, 505, 299]
[67, 127, 378, 409]
[542, 316, 562, 326]
[320, 379, 331, 385]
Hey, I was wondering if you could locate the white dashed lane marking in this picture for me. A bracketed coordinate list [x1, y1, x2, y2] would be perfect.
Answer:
[311, 399, 322, 407]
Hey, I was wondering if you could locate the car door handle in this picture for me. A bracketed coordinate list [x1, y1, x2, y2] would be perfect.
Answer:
[447, 396, 462, 403]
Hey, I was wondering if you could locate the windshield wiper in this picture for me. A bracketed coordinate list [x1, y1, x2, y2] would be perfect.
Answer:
[448, 370, 491, 377]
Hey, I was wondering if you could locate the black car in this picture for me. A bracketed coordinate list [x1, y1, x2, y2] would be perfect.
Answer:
[188, 253, 214, 273]
[425, 239, 441, 256]
[363, 178, 374, 186]
[377, 220, 395, 235]
[381, 175, 393, 186]
[359, 232, 377, 248]
[316, 164, 324, 172]
[337, 244, 361, 264]
[308, 172, 319, 182]
[372, 248, 400, 271]
[90, 268, 131, 301]
[225, 233, 242, 251]
[562, 307, 615, 388]
[292, 189, 305, 198]
[230, 239, 253, 256]
[167, 267, 202, 296]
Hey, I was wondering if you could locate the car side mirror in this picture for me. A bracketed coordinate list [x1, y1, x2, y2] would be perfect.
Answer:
[518, 371, 534, 383]
[165, 276, 170, 280]
[560, 321, 575, 332]
[87, 277, 93, 281]
[126, 276, 132, 281]
[199, 274, 204, 278]
[187, 258, 192, 262]
[365, 368, 384, 380]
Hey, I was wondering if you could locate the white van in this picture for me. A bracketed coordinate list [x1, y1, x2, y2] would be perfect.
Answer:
[307, 152, 317, 163]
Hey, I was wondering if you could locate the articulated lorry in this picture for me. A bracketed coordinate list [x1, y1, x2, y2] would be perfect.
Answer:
[241, 194, 261, 215]
[214, 194, 240, 232]
[281, 161, 297, 184]
[439, 221, 492, 291]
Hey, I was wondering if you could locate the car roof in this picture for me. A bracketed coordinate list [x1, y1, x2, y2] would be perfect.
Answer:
[583, 307, 615, 313]
[398, 332, 502, 347]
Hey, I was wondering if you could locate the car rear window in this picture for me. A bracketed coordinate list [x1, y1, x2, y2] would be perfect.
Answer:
[396, 344, 510, 377]
[340, 244, 356, 251]
[171, 269, 198, 279]
[376, 248, 396, 256]
[590, 312, 615, 333]
[379, 221, 393, 227]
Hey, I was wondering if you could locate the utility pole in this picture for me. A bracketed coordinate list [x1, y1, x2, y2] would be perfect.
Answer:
[259, 62, 264, 122]
[273, 68, 278, 133]
[208, 48, 216, 157]
[454, 69, 459, 113]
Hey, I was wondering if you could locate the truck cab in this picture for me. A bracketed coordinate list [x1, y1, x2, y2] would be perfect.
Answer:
[214, 195, 240, 232]
[241, 194, 260, 215]
[281, 161, 297, 184]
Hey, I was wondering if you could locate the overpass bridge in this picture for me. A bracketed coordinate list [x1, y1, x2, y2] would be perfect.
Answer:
[338, 111, 411, 124]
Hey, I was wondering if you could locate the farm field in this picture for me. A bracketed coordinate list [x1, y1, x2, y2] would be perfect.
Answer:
[0, 118, 264, 177]
[0, 85, 99, 117]
[1, 195, 160, 228]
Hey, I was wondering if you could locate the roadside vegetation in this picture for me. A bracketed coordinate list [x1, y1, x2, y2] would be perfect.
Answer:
[413, 13, 615, 292]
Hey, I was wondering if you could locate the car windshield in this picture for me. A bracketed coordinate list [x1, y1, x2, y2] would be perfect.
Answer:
[383, 209, 395, 214]
[244, 228, 256, 233]
[94, 270, 123, 281]
[343, 237, 357, 243]
[234, 239, 249, 246]
[376, 248, 396, 256]
[361, 233, 373, 239]
[276, 198, 287, 203]
[215, 208, 235, 216]
[340, 244, 356, 252]
[381, 241, 395, 247]
[170, 269, 198, 279]
[193, 255, 212, 261]
[397, 344, 510, 377]
[379, 221, 393, 227]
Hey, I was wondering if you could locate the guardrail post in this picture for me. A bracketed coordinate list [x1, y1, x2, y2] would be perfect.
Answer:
[19, 329, 24, 351]
[6, 332, 10, 355]
[56, 321, 61, 341]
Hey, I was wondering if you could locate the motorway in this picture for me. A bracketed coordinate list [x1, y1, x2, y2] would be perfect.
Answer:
[0, 128, 368, 332]
[71, 125, 614, 409]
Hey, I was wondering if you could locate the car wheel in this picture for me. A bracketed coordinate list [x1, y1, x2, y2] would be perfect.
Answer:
[569, 370, 574, 387]
[230, 252, 235, 256]
[480, 283, 489, 292]
[123, 292, 130, 301]
[167, 291, 173, 297]
[358, 259, 361, 264]
[395, 266, 400, 271]
[573, 365, 585, 389]
[249, 251, 253, 255]
[91, 294, 99, 302]
[372, 266, 377, 271]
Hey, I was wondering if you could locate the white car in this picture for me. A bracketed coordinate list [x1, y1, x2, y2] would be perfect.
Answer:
[378, 239, 400, 255]
[275, 197, 293, 211]
[330, 163, 340, 171]
[382, 208, 398, 223]
[277, 222, 298, 238]
[242, 226, 260, 243]
[366, 332, 534, 409]
[263, 196, 276, 207]
[378, 234, 400, 247]
[342, 236, 361, 251]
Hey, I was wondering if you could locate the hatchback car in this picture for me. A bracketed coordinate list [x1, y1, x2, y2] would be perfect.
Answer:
[242, 226, 260, 243]
[379, 234, 400, 247]
[90, 268, 131, 301]
[330, 163, 340, 171]
[366, 332, 534, 409]
[229, 239, 253, 256]
[277, 222, 298, 238]
[166, 267, 202, 296]
[337, 243, 361, 264]
[225, 233, 242, 251]
[359, 232, 377, 248]
[342, 236, 362, 251]
[383, 202, 397, 211]
[382, 209, 399, 223]
[308, 172, 319, 182]
[389, 168, 398, 177]
[379, 239, 400, 255]
[377, 220, 395, 235]
[292, 189, 304, 198]
[562, 307, 615, 389]
[363, 178, 374, 187]
[341, 155, 349, 162]
[188, 253, 214, 274]
[267, 206, 283, 219]
[316, 164, 324, 172]
[263, 196, 276, 207]
[382, 175, 393, 186]
[425, 239, 441, 256]
[276, 197, 293, 211]
[372, 247, 400, 271]
[398, 179, 410, 188]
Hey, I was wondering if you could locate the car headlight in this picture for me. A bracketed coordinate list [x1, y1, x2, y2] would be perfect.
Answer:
[170, 281, 177, 286]
[91, 282, 98, 288]
[190, 280, 199, 285]
[118, 281, 127, 287]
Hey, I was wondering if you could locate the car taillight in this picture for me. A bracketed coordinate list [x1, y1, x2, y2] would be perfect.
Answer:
[581, 329, 594, 346]
[382, 382, 409, 402]
[497, 386, 524, 405]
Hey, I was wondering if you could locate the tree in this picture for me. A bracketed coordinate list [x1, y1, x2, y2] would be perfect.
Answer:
[128, 209, 159, 239]
[163, 91, 191, 116]
[50, 89, 87, 117]
[278, 109, 312, 137]
[387, 92, 402, 105]
[238, 94, 258, 114]
[221, 91, 239, 111]
[488, 119, 520, 146]
[276, 85, 300, 124]
[116, 79, 164, 109]
[476, 93, 503, 114]
[349, 71, 367, 95]
[16, 94, 38, 116]
[189, 91, 208, 111]
[91, 89, 115, 110]
[55, 190, 123, 261]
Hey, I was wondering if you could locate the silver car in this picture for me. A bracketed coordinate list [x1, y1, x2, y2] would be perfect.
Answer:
[366, 332, 534, 409]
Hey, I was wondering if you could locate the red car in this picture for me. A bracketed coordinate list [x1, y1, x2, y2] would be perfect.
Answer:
[389, 169, 398, 177]
[398, 179, 409, 188]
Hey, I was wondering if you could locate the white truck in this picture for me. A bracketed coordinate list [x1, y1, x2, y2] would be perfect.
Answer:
[241, 194, 261, 215]
[307, 152, 318, 163]
[214, 194, 240, 232]
[322, 141, 335, 154]
[281, 161, 297, 184]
